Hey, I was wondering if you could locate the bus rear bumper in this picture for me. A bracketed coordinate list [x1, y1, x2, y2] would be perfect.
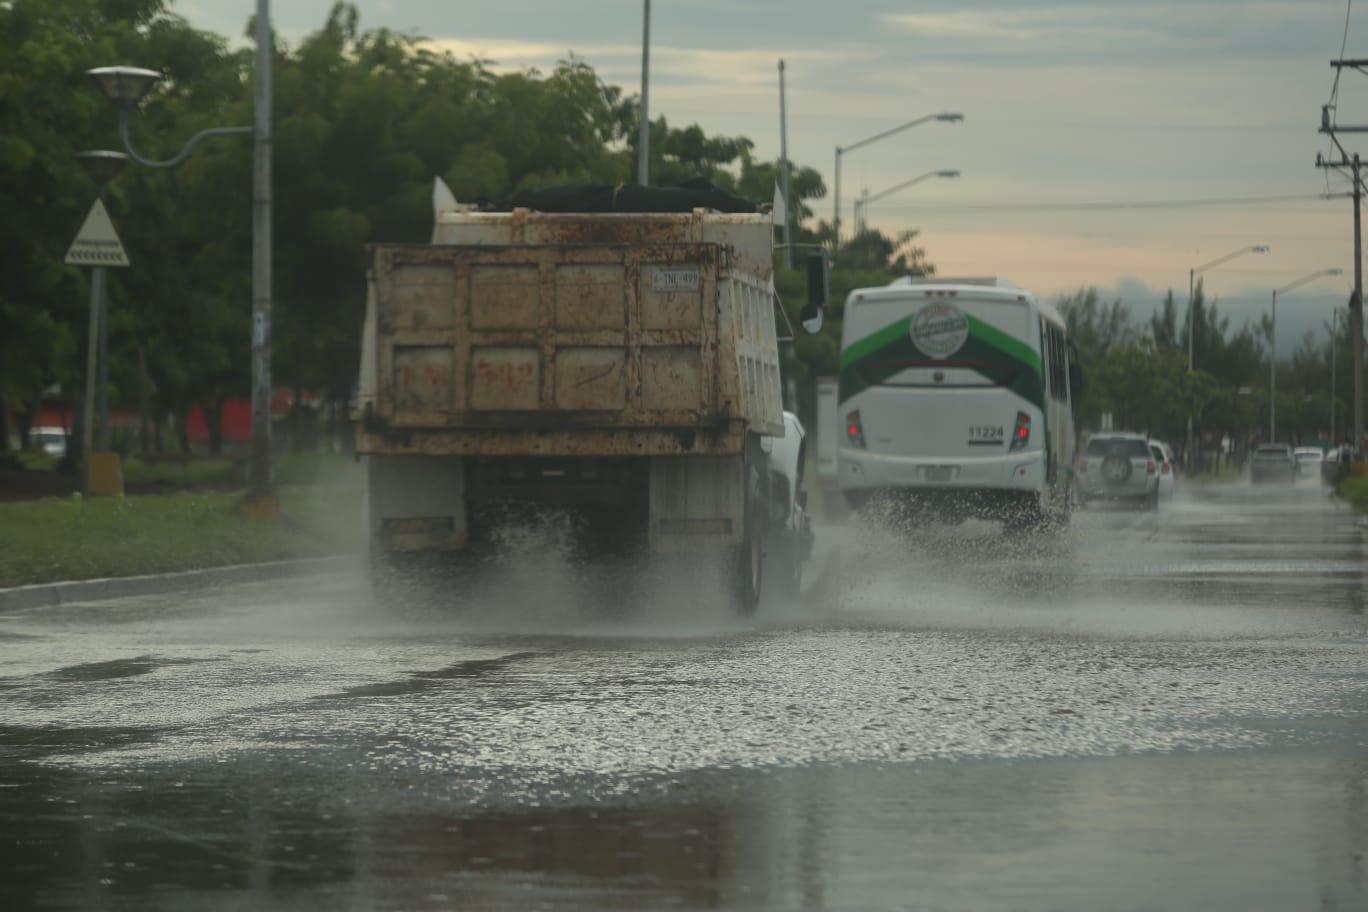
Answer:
[837, 449, 1044, 494]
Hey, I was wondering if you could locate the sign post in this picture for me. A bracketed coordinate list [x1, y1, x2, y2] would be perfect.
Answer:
[65, 198, 130, 496]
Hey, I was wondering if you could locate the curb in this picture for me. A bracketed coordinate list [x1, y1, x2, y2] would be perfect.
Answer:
[0, 555, 355, 614]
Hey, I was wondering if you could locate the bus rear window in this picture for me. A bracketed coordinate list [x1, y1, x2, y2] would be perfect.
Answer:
[863, 359, 1022, 388]
[1086, 438, 1150, 459]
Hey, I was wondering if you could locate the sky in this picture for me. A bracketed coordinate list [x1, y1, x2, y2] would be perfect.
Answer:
[177, 1, 1368, 353]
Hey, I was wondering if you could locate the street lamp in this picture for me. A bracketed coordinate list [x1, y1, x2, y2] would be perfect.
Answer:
[85, 0, 275, 510]
[1269, 268, 1342, 442]
[1185, 244, 1269, 469]
[87, 67, 161, 112]
[76, 150, 129, 189]
[87, 66, 252, 168]
[74, 151, 128, 487]
[833, 112, 962, 253]
[853, 169, 960, 235]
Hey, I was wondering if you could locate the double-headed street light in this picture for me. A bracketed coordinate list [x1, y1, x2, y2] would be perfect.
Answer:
[85, 0, 275, 510]
[833, 112, 962, 254]
[1185, 244, 1269, 468]
[853, 169, 960, 235]
[1269, 268, 1342, 442]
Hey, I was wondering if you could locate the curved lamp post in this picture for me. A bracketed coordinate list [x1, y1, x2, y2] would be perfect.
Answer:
[833, 112, 962, 255]
[85, 0, 274, 508]
[1185, 244, 1269, 469]
[89, 67, 252, 168]
[853, 169, 960, 235]
[1269, 268, 1342, 442]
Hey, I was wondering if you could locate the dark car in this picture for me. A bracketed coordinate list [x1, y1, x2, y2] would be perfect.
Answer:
[1250, 444, 1296, 484]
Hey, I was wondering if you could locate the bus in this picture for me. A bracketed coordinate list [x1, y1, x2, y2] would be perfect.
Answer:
[836, 277, 1079, 527]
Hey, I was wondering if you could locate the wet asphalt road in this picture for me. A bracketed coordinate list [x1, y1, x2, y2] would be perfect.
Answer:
[2, 480, 1367, 911]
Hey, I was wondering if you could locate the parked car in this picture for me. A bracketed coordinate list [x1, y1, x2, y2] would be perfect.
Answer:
[1250, 444, 1296, 484]
[1149, 440, 1176, 500]
[1077, 432, 1159, 509]
[1293, 447, 1324, 480]
[27, 426, 67, 457]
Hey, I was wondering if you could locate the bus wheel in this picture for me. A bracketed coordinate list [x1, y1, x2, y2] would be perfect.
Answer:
[1003, 500, 1043, 533]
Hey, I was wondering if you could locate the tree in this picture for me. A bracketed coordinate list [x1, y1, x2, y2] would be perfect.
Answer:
[0, 0, 246, 460]
[1151, 290, 1179, 349]
[1, 0, 913, 462]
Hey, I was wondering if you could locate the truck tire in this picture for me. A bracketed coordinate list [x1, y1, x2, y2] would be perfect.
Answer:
[732, 436, 768, 615]
[767, 535, 801, 602]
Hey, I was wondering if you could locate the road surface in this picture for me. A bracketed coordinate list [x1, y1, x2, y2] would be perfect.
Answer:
[3, 480, 1366, 910]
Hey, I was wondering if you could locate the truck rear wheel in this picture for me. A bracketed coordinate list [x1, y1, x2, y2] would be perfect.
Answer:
[732, 437, 767, 615]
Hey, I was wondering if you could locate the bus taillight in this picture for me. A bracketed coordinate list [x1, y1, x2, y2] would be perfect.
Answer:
[1010, 412, 1031, 450]
[846, 411, 866, 449]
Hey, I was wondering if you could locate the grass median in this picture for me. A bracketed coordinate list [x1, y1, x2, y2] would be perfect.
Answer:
[1334, 474, 1368, 514]
[0, 459, 365, 589]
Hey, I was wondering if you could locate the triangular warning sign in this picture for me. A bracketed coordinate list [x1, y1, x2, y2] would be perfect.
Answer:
[65, 198, 129, 268]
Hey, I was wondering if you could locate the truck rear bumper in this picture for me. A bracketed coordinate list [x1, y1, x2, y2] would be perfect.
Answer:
[367, 453, 747, 557]
[356, 424, 747, 458]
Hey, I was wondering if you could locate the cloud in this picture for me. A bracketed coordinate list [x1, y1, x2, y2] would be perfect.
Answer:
[879, 1, 1320, 62]
[421, 37, 857, 89]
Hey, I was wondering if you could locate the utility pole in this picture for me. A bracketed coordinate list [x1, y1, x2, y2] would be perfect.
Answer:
[1319, 57, 1368, 458]
[247, 0, 274, 509]
[637, 0, 651, 186]
[1315, 149, 1363, 455]
[1355, 160, 1363, 456]
[778, 59, 793, 269]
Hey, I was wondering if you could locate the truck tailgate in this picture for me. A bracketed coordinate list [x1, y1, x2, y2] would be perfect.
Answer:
[371, 243, 725, 429]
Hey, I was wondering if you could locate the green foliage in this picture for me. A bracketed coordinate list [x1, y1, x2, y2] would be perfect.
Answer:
[1059, 281, 1349, 449]
[1335, 474, 1368, 514]
[1, 0, 941, 453]
[0, 481, 361, 587]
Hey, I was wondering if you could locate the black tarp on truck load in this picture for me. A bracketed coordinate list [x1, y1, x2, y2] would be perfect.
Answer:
[500, 179, 757, 214]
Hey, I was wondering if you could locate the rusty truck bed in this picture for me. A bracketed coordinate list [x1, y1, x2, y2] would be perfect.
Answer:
[356, 237, 781, 457]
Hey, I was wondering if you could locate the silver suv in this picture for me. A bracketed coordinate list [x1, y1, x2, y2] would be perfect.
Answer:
[1077, 432, 1159, 509]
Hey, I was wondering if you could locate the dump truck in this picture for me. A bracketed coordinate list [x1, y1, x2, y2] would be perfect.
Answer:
[354, 185, 823, 611]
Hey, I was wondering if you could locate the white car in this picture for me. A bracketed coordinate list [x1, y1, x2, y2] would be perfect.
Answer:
[1293, 447, 1324, 480]
[1077, 432, 1160, 509]
[760, 411, 815, 598]
[1149, 440, 1176, 500]
[28, 426, 67, 457]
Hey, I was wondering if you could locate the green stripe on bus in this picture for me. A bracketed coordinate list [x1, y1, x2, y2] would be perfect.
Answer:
[965, 315, 1041, 373]
[838, 311, 1045, 409]
[839, 315, 913, 369]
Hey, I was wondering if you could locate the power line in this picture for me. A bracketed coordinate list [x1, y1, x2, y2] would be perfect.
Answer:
[666, 106, 1313, 134]
[859, 192, 1347, 214]
[1331, 0, 1354, 108]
